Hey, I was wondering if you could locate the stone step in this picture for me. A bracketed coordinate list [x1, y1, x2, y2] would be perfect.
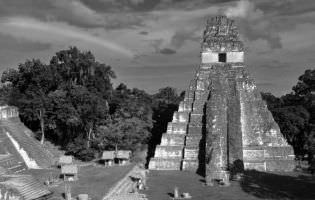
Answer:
[148, 158, 182, 170]
[0, 155, 27, 173]
[172, 111, 189, 123]
[182, 160, 198, 171]
[154, 145, 183, 158]
[188, 114, 203, 126]
[8, 164, 26, 173]
[178, 101, 192, 112]
[187, 126, 202, 135]
[166, 122, 187, 134]
[183, 149, 199, 160]
[185, 136, 202, 145]
[160, 134, 186, 146]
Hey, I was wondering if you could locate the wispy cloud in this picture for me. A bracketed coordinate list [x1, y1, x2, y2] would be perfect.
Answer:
[0, 17, 135, 57]
[224, 0, 261, 19]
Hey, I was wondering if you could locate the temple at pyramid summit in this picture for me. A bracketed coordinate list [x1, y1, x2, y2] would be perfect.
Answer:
[148, 16, 295, 181]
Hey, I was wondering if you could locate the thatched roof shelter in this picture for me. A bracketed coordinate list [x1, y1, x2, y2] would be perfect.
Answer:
[101, 151, 115, 160]
[61, 164, 78, 175]
[116, 150, 131, 160]
[58, 155, 73, 165]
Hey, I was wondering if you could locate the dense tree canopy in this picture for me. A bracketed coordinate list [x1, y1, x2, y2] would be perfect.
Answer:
[262, 69, 315, 163]
[0, 47, 182, 162]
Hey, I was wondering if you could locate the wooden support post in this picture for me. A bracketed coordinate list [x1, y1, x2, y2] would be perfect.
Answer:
[65, 182, 71, 200]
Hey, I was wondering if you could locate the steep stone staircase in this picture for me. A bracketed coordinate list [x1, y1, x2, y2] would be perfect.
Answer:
[149, 67, 211, 172]
[0, 175, 52, 200]
[182, 67, 211, 172]
[0, 118, 55, 169]
[0, 155, 26, 173]
[148, 84, 193, 170]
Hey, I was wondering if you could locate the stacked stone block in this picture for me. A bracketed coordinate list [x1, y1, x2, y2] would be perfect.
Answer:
[206, 72, 230, 182]
[182, 69, 210, 171]
[149, 16, 295, 175]
[148, 92, 192, 170]
[238, 80, 295, 171]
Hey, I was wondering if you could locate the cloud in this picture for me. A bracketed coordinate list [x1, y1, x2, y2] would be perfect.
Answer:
[103, 13, 145, 29]
[223, 0, 282, 49]
[141, 6, 219, 53]
[224, 0, 252, 18]
[170, 29, 200, 48]
[81, 0, 161, 12]
[0, 17, 135, 57]
[0, 33, 51, 52]
[159, 48, 176, 55]
[0, 0, 106, 28]
[129, 0, 145, 5]
[224, 0, 263, 20]
[139, 31, 149, 35]
[280, 23, 315, 50]
[50, 0, 106, 27]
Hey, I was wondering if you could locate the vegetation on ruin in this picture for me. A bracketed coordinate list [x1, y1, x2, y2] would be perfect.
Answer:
[0, 47, 183, 161]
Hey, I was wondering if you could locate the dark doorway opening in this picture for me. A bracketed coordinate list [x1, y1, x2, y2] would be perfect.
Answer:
[219, 53, 227, 63]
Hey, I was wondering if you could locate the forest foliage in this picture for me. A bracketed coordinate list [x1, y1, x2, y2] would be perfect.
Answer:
[0, 47, 184, 161]
[262, 69, 315, 163]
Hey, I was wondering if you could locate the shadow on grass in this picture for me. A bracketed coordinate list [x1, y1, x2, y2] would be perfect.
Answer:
[240, 170, 315, 199]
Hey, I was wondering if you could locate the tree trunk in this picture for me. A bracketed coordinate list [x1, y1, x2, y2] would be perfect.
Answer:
[87, 127, 92, 148]
[39, 109, 45, 145]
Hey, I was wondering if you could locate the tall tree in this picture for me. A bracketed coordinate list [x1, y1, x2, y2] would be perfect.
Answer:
[1, 47, 116, 158]
[1, 59, 56, 144]
[262, 69, 315, 161]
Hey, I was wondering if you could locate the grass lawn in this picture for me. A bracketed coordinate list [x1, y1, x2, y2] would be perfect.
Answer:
[144, 170, 315, 200]
[29, 164, 134, 200]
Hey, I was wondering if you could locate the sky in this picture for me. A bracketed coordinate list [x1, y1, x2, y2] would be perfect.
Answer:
[0, 0, 314, 96]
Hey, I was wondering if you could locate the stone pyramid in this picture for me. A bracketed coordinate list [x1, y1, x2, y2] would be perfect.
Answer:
[148, 16, 295, 176]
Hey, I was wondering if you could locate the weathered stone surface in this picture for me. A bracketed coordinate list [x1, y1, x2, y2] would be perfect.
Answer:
[185, 135, 202, 147]
[202, 16, 244, 52]
[160, 134, 186, 146]
[154, 146, 183, 158]
[182, 160, 198, 171]
[205, 74, 230, 181]
[166, 122, 187, 134]
[149, 16, 295, 175]
[183, 148, 199, 160]
[172, 112, 189, 123]
[149, 158, 182, 170]
[187, 126, 202, 135]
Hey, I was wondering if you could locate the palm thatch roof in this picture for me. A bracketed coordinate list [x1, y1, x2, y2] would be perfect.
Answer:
[101, 151, 115, 160]
[61, 164, 78, 174]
